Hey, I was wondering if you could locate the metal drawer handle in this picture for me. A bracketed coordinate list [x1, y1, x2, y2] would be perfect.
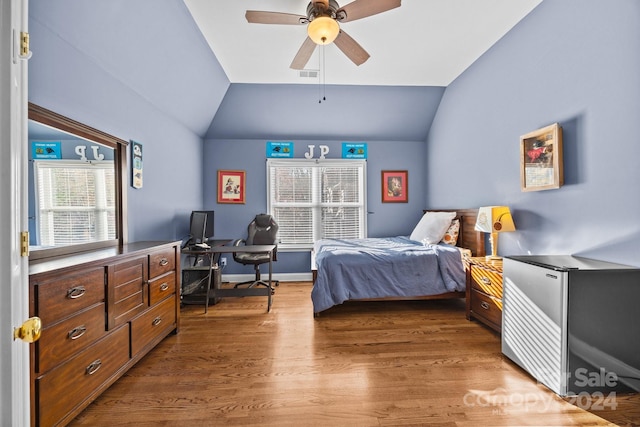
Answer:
[480, 277, 491, 285]
[86, 359, 102, 375]
[480, 301, 490, 310]
[67, 286, 86, 299]
[152, 316, 162, 326]
[159, 283, 169, 292]
[68, 325, 87, 340]
[159, 258, 169, 267]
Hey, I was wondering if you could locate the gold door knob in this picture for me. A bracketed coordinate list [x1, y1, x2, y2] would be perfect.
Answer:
[13, 317, 42, 343]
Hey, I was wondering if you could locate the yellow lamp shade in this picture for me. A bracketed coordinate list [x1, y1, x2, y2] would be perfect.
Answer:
[475, 206, 516, 260]
[475, 206, 516, 233]
[307, 16, 340, 45]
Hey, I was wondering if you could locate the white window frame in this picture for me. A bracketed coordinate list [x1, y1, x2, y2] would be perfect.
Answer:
[267, 158, 367, 250]
[33, 160, 115, 246]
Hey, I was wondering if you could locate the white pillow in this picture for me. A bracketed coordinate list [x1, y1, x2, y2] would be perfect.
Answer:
[410, 211, 457, 245]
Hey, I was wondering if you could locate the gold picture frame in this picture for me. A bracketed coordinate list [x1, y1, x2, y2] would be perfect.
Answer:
[520, 123, 563, 192]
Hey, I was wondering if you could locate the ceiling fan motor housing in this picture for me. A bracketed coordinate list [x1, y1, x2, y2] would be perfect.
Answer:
[307, 0, 341, 20]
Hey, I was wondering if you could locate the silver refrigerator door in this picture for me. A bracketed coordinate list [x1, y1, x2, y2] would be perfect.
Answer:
[502, 257, 569, 395]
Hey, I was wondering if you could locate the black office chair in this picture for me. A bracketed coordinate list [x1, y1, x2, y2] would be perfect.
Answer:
[232, 214, 279, 290]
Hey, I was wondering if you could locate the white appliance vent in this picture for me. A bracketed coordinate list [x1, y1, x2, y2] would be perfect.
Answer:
[299, 70, 319, 79]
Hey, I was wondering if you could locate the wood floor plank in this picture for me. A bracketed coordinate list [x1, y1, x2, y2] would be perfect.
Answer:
[69, 282, 640, 426]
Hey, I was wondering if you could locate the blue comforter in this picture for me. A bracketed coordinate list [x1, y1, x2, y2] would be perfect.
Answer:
[311, 236, 466, 313]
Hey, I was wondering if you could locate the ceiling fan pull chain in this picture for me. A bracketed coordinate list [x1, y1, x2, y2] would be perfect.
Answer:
[318, 44, 327, 103]
[323, 44, 327, 102]
[318, 44, 323, 103]
[318, 45, 321, 103]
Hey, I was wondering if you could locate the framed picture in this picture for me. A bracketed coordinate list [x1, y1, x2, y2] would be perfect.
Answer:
[217, 170, 245, 204]
[381, 170, 408, 203]
[520, 123, 563, 192]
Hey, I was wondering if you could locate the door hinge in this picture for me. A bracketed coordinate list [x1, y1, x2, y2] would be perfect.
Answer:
[20, 231, 29, 257]
[20, 32, 30, 57]
[13, 30, 32, 63]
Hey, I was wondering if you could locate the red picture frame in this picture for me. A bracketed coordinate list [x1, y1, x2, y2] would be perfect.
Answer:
[217, 170, 245, 204]
[381, 170, 408, 203]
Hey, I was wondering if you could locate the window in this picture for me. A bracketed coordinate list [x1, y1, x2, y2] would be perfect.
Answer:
[267, 159, 367, 249]
[34, 160, 116, 246]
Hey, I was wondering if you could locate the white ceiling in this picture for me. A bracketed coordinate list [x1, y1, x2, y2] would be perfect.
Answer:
[184, 0, 542, 87]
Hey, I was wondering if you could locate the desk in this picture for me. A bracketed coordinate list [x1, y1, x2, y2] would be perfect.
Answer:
[182, 239, 231, 310]
[184, 244, 276, 313]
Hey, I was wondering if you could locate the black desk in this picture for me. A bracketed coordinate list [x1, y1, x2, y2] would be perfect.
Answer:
[183, 243, 276, 313]
[182, 239, 231, 310]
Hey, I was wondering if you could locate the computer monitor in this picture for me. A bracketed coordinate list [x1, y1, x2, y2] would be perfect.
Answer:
[189, 211, 207, 245]
[189, 210, 214, 243]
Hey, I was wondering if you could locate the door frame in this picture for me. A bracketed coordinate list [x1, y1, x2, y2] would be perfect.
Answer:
[0, 0, 30, 425]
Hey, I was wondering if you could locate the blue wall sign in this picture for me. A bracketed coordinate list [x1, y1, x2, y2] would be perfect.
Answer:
[342, 142, 367, 159]
[32, 141, 62, 159]
[266, 141, 294, 158]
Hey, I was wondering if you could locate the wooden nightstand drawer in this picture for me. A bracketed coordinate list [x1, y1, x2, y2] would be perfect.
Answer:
[470, 288, 502, 330]
[466, 257, 503, 334]
[470, 265, 503, 299]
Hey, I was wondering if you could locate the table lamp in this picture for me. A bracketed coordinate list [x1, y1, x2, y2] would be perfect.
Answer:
[475, 206, 516, 260]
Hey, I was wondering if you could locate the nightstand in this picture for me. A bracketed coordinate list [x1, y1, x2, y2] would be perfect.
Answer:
[466, 257, 503, 333]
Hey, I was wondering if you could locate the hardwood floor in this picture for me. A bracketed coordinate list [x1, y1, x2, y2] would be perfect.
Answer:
[70, 282, 640, 426]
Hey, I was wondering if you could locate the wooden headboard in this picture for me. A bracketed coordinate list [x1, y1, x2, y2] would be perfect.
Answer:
[427, 208, 486, 257]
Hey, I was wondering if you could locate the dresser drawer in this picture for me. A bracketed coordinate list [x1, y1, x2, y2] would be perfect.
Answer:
[36, 324, 130, 427]
[149, 272, 176, 306]
[470, 265, 503, 299]
[131, 295, 176, 356]
[470, 288, 502, 329]
[112, 256, 148, 328]
[34, 267, 105, 326]
[149, 247, 175, 279]
[36, 303, 107, 374]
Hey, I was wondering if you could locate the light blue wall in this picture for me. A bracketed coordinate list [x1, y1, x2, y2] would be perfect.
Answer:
[427, 0, 640, 266]
[207, 84, 445, 142]
[28, 0, 230, 243]
[204, 139, 428, 274]
[28, 0, 639, 272]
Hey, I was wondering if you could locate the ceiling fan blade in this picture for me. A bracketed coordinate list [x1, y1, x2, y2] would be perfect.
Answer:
[333, 30, 370, 66]
[336, 0, 401, 23]
[245, 11, 307, 25]
[290, 37, 317, 70]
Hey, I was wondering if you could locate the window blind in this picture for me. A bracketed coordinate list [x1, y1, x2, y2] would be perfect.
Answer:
[34, 160, 115, 246]
[267, 159, 366, 249]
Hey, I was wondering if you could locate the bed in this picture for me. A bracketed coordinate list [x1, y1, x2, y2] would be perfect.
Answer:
[311, 208, 485, 314]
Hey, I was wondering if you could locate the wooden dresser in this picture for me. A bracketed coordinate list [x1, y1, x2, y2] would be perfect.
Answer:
[28, 241, 180, 427]
[466, 257, 503, 333]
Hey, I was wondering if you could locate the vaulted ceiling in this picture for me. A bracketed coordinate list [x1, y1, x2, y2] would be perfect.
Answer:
[185, 0, 542, 86]
[29, 1, 543, 142]
[185, 0, 542, 141]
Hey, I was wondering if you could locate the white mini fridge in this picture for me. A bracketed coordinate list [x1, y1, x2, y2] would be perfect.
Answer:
[502, 255, 640, 396]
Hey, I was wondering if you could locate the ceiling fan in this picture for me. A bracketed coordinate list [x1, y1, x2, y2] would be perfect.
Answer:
[246, 0, 401, 70]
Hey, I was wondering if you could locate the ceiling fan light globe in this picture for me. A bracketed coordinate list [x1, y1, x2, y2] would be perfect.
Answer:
[308, 16, 339, 45]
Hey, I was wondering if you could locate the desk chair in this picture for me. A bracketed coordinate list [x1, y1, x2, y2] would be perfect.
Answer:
[232, 214, 279, 290]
